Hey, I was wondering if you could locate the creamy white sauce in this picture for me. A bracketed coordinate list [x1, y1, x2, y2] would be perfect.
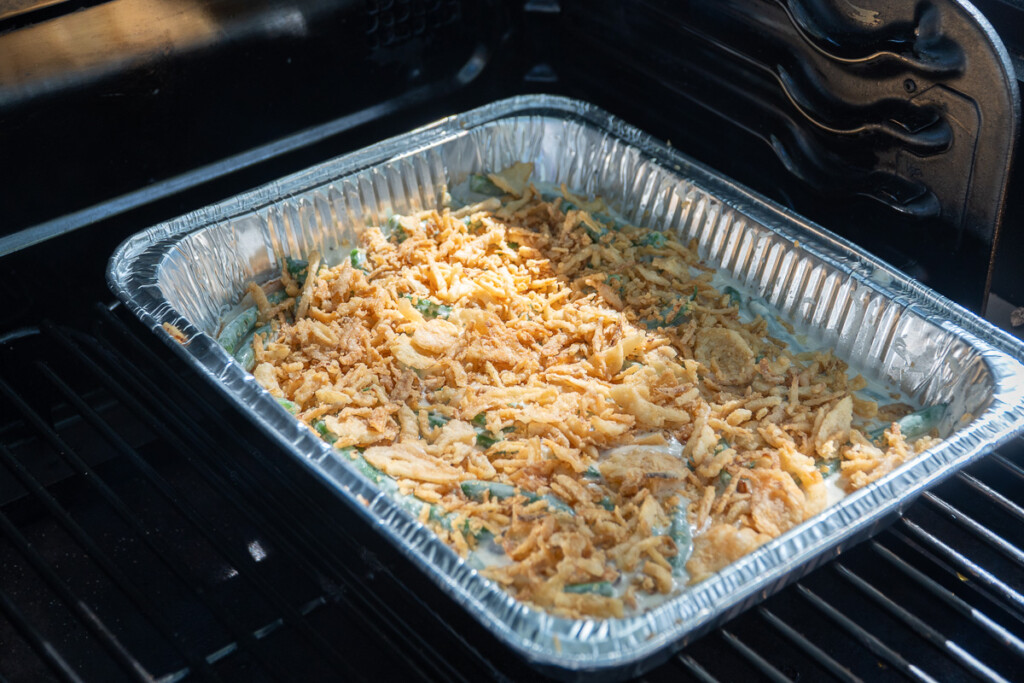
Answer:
[468, 535, 513, 571]
[824, 475, 846, 507]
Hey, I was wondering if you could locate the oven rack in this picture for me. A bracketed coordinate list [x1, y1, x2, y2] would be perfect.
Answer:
[0, 304, 1021, 681]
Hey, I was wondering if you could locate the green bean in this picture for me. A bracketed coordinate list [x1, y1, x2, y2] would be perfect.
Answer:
[275, 397, 299, 414]
[461, 480, 575, 515]
[591, 212, 620, 230]
[349, 453, 402, 497]
[234, 344, 255, 371]
[477, 428, 515, 449]
[333, 448, 479, 538]
[471, 413, 514, 449]
[461, 480, 518, 501]
[350, 248, 369, 272]
[553, 203, 622, 233]
[403, 294, 451, 320]
[217, 307, 257, 354]
[638, 232, 666, 248]
[427, 411, 449, 429]
[427, 503, 482, 539]
[645, 287, 699, 329]
[382, 215, 408, 243]
[665, 304, 692, 327]
[869, 404, 947, 442]
[668, 502, 693, 574]
[426, 504, 450, 526]
[475, 430, 501, 449]
[219, 287, 289, 356]
[540, 495, 575, 516]
[714, 470, 733, 495]
[469, 174, 504, 196]
[583, 466, 602, 480]
[313, 420, 338, 444]
[394, 491, 430, 518]
[285, 257, 308, 283]
[570, 212, 608, 242]
[723, 286, 743, 307]
[644, 307, 686, 330]
[353, 453, 428, 512]
[347, 450, 379, 480]
[233, 322, 272, 371]
[563, 581, 614, 597]
[819, 458, 841, 477]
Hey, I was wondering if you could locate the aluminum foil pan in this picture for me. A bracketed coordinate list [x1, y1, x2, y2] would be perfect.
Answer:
[108, 95, 1024, 680]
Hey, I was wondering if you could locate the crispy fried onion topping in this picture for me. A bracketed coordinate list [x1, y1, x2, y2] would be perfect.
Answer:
[248, 170, 938, 618]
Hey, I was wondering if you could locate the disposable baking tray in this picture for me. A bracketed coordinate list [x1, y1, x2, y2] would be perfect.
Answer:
[108, 95, 1024, 680]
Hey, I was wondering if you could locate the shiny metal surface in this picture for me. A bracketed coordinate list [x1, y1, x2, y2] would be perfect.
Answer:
[0, 0, 69, 22]
[107, 95, 1024, 680]
[0, 0, 320, 97]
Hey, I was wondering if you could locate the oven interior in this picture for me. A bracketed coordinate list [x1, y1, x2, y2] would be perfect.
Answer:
[1, 1, 1023, 680]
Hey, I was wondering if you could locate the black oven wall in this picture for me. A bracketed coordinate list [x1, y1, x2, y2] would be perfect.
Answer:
[0, 0, 1020, 315]
[534, 0, 1020, 313]
[0, 0, 517, 248]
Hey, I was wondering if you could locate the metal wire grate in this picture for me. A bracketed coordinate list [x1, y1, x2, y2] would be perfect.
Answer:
[0, 305, 1022, 681]
[0, 308, 518, 681]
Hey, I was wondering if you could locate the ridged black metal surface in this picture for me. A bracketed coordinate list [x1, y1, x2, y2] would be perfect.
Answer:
[547, 0, 1019, 310]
